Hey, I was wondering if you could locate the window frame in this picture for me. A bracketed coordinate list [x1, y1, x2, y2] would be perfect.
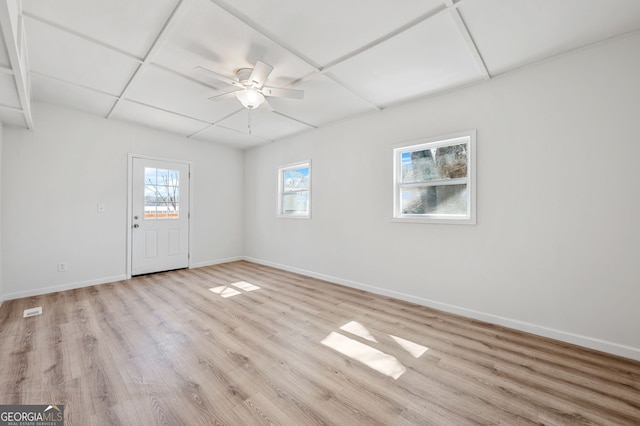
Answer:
[277, 160, 312, 219]
[392, 130, 476, 225]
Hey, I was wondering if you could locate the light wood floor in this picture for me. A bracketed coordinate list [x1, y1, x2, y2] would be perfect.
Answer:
[0, 261, 639, 425]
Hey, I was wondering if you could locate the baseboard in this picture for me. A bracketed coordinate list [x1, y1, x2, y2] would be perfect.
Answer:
[2, 255, 244, 301]
[244, 256, 640, 361]
[190, 256, 244, 269]
[3, 274, 129, 301]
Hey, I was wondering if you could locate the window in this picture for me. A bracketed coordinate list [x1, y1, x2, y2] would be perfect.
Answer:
[144, 167, 180, 219]
[393, 130, 476, 224]
[278, 161, 311, 218]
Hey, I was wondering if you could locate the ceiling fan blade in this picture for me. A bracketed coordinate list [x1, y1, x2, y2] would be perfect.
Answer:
[260, 98, 274, 111]
[194, 66, 243, 88]
[249, 60, 273, 88]
[262, 86, 304, 100]
[208, 91, 240, 101]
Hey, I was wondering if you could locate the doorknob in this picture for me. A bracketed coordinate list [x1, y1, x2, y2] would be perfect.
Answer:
[133, 223, 140, 228]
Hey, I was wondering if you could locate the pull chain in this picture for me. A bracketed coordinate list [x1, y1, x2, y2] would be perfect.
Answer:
[248, 109, 252, 135]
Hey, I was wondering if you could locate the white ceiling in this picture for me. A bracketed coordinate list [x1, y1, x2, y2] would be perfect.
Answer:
[1, 0, 640, 148]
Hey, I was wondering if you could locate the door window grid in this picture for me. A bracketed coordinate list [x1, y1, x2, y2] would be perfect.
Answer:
[144, 167, 180, 219]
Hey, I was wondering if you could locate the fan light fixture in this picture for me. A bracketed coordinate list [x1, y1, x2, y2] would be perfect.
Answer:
[236, 88, 265, 109]
[199, 60, 303, 112]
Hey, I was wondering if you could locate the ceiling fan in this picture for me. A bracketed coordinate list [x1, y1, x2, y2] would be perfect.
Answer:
[195, 60, 304, 110]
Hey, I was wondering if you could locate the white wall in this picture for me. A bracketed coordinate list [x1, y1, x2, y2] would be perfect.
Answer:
[2, 102, 244, 299]
[244, 33, 640, 360]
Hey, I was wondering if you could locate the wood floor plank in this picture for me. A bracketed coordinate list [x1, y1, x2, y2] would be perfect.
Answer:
[1, 260, 639, 425]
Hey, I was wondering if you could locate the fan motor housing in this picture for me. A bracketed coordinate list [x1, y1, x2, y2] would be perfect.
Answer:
[236, 68, 254, 86]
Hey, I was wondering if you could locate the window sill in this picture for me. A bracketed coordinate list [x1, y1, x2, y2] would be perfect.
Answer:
[391, 215, 475, 225]
[277, 214, 311, 219]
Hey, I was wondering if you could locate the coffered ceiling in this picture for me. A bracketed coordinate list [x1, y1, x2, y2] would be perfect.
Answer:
[1, 0, 640, 148]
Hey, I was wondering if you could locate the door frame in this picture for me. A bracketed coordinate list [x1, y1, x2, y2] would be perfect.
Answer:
[126, 154, 193, 279]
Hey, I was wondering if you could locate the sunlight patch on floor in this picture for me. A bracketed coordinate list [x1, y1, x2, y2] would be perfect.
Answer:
[390, 334, 428, 358]
[209, 286, 242, 298]
[209, 281, 261, 298]
[231, 281, 261, 291]
[321, 332, 407, 380]
[340, 321, 378, 342]
[322, 321, 429, 380]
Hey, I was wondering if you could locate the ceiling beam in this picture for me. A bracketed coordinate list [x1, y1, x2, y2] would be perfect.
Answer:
[125, 98, 212, 125]
[209, 122, 273, 142]
[319, 4, 449, 76]
[272, 111, 317, 130]
[152, 62, 232, 94]
[0, 0, 34, 129]
[187, 107, 245, 139]
[446, 0, 491, 79]
[0, 102, 22, 113]
[107, 0, 194, 118]
[29, 70, 121, 98]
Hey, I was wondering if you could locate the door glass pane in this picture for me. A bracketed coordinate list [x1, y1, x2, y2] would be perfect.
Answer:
[157, 169, 169, 184]
[144, 167, 180, 219]
[144, 186, 156, 199]
[168, 169, 180, 185]
[156, 185, 168, 199]
[402, 143, 468, 183]
[145, 167, 157, 185]
[401, 184, 467, 215]
[157, 202, 167, 219]
[166, 198, 179, 218]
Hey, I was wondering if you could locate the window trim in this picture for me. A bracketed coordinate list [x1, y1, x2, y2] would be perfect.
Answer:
[277, 160, 311, 219]
[392, 130, 476, 225]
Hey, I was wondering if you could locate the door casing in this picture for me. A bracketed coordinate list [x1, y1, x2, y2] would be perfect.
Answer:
[127, 154, 192, 278]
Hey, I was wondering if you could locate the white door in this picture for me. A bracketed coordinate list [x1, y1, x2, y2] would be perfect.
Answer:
[131, 158, 189, 276]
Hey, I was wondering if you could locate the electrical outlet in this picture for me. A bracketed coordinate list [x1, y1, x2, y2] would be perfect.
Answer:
[57, 263, 67, 272]
[24, 307, 42, 317]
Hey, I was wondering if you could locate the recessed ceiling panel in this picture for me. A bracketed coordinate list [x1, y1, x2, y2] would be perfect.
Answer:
[0, 73, 20, 108]
[125, 65, 241, 123]
[216, 107, 312, 141]
[268, 74, 377, 127]
[111, 100, 208, 137]
[460, 0, 640, 75]
[25, 17, 139, 95]
[329, 12, 486, 107]
[153, 0, 316, 88]
[193, 123, 270, 149]
[211, 0, 446, 66]
[22, 0, 179, 58]
[30, 74, 116, 117]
